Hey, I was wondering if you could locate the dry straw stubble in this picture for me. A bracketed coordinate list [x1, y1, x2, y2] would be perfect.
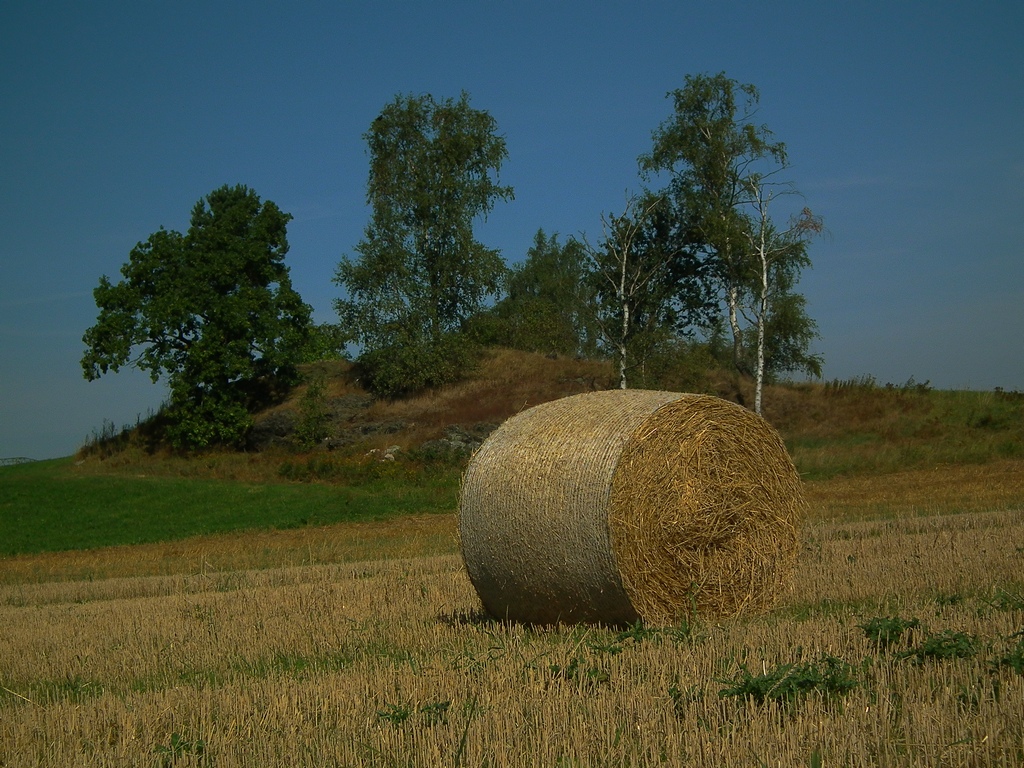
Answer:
[459, 390, 804, 626]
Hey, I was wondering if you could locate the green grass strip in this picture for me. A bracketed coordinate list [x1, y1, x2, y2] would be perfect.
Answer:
[0, 459, 457, 555]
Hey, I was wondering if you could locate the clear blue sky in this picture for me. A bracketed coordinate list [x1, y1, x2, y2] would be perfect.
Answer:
[2, 1, 1022, 459]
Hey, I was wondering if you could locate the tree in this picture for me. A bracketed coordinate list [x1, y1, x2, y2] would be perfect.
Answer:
[639, 72, 810, 376]
[297, 322, 349, 363]
[81, 184, 313, 448]
[334, 92, 513, 396]
[741, 176, 824, 413]
[479, 230, 598, 357]
[584, 193, 678, 389]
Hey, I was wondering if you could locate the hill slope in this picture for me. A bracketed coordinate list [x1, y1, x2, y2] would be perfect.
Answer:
[245, 348, 1022, 477]
[250, 349, 615, 452]
[76, 347, 1023, 486]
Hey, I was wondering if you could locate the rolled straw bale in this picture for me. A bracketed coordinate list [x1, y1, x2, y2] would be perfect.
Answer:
[458, 390, 804, 626]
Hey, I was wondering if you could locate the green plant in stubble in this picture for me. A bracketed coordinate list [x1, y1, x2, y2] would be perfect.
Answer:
[668, 682, 704, 715]
[991, 631, 1024, 676]
[154, 732, 207, 767]
[934, 591, 965, 607]
[588, 619, 702, 656]
[548, 655, 611, 686]
[900, 629, 979, 663]
[717, 655, 859, 705]
[376, 699, 452, 727]
[982, 587, 1024, 612]
[418, 699, 452, 726]
[586, 622, 656, 655]
[859, 616, 922, 651]
[376, 701, 414, 726]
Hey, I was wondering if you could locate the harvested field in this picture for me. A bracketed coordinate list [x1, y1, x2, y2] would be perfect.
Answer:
[2, 507, 1022, 766]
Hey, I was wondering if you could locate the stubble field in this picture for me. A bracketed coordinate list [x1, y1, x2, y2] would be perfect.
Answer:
[2, 484, 1023, 766]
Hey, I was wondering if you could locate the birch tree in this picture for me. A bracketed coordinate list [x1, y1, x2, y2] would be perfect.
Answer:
[741, 176, 824, 414]
[585, 193, 676, 389]
[639, 72, 788, 372]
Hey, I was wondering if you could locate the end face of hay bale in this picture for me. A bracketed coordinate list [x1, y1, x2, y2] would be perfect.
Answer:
[608, 396, 803, 625]
[458, 391, 804, 626]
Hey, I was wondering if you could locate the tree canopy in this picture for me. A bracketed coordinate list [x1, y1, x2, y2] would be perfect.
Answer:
[81, 184, 312, 448]
[475, 230, 598, 358]
[639, 72, 821, 381]
[334, 91, 513, 397]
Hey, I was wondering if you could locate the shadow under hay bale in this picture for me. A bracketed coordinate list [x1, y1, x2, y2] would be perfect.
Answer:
[458, 390, 804, 626]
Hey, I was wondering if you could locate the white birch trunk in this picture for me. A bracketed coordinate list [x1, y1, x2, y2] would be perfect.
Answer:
[755, 229, 769, 416]
[618, 275, 630, 389]
[728, 285, 743, 370]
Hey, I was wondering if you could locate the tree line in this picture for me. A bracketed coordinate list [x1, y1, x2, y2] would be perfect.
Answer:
[82, 73, 823, 449]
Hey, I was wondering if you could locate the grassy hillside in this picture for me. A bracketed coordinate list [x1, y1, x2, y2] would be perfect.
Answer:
[3, 348, 1022, 556]
[79, 347, 1024, 479]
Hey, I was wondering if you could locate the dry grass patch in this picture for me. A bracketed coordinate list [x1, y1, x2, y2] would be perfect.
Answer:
[0, 515, 458, 585]
[359, 348, 615, 446]
[804, 457, 1024, 521]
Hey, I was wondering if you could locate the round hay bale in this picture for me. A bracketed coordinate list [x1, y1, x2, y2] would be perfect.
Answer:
[458, 390, 804, 626]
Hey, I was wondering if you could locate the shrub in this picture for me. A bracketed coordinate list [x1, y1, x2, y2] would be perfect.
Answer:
[293, 373, 332, 448]
[359, 334, 477, 398]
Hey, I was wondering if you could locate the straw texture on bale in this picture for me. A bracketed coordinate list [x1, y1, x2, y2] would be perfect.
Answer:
[458, 390, 804, 626]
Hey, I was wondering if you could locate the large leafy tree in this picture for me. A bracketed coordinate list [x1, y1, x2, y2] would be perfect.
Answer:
[639, 72, 821, 381]
[81, 184, 313, 448]
[481, 230, 598, 358]
[334, 92, 513, 396]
